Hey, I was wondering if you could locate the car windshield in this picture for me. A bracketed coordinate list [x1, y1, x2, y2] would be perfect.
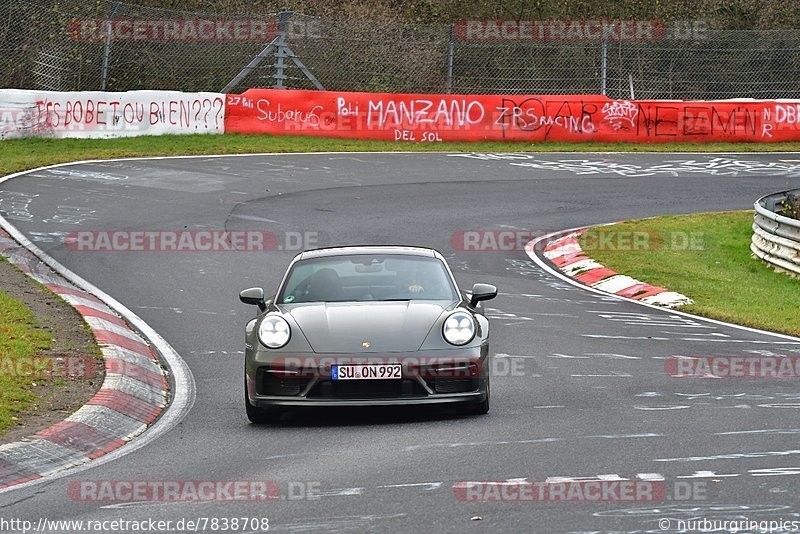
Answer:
[278, 254, 458, 304]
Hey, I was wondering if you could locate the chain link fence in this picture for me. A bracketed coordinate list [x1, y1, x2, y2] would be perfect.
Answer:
[3, 0, 800, 99]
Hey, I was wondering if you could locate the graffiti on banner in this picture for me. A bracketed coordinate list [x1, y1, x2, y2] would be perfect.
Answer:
[0, 90, 225, 139]
[224, 89, 800, 144]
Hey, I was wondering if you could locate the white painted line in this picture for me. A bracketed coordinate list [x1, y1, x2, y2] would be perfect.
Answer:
[597, 474, 628, 481]
[495, 353, 537, 359]
[377, 482, 442, 491]
[654, 450, 800, 462]
[316, 487, 363, 497]
[634, 405, 690, 411]
[526, 228, 800, 344]
[583, 334, 671, 341]
[585, 353, 641, 359]
[662, 331, 729, 337]
[714, 429, 800, 436]
[0, 163, 196, 494]
[676, 471, 740, 479]
[583, 433, 661, 439]
[570, 372, 631, 377]
[637, 473, 665, 481]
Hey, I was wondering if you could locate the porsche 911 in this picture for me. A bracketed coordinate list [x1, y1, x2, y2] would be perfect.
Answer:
[239, 246, 496, 423]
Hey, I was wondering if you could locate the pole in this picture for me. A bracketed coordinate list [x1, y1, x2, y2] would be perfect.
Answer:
[274, 7, 290, 89]
[100, 1, 122, 91]
[446, 23, 455, 93]
[628, 73, 635, 99]
[600, 36, 607, 96]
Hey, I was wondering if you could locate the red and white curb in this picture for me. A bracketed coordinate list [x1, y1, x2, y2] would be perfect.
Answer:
[541, 229, 693, 308]
[0, 228, 169, 489]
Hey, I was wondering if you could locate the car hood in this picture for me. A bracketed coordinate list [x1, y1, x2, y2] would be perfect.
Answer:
[283, 301, 454, 353]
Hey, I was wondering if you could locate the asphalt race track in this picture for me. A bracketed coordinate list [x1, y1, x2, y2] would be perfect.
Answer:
[2, 152, 800, 533]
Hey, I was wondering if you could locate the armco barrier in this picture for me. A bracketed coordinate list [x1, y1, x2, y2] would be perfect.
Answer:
[0, 90, 225, 139]
[224, 89, 800, 143]
[751, 190, 800, 277]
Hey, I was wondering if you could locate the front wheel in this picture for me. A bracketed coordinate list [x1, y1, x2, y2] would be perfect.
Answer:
[245, 377, 283, 424]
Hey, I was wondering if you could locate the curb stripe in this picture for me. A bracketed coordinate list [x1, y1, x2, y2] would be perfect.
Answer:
[88, 390, 162, 424]
[72, 305, 128, 327]
[101, 375, 167, 407]
[552, 252, 589, 267]
[92, 329, 152, 356]
[84, 316, 148, 343]
[538, 229, 693, 308]
[105, 360, 166, 389]
[0, 228, 171, 490]
[58, 294, 116, 315]
[573, 267, 617, 285]
[66, 406, 147, 442]
[34, 422, 125, 458]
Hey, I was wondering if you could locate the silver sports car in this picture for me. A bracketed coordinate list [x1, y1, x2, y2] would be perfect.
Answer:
[239, 246, 497, 423]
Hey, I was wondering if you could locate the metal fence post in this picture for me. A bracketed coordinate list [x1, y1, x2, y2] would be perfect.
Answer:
[446, 23, 454, 93]
[100, 1, 122, 91]
[273, 7, 290, 89]
[600, 34, 608, 96]
[222, 6, 323, 93]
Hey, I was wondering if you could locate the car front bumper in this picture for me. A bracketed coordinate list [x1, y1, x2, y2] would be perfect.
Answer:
[245, 347, 489, 408]
[249, 390, 487, 408]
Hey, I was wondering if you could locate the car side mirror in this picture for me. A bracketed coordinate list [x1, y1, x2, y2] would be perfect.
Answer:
[239, 287, 266, 311]
[470, 283, 497, 307]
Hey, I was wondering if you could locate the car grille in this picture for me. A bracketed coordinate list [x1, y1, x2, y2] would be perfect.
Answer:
[429, 378, 479, 394]
[308, 379, 428, 399]
[257, 369, 311, 396]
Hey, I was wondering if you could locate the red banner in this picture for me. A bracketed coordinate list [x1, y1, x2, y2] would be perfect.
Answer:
[224, 90, 800, 143]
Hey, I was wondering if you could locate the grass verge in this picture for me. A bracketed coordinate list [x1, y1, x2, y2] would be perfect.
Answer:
[0, 258, 103, 440]
[0, 288, 53, 434]
[579, 211, 800, 337]
[2, 134, 800, 177]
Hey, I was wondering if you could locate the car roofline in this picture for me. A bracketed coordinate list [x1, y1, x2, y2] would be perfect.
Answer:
[297, 245, 439, 260]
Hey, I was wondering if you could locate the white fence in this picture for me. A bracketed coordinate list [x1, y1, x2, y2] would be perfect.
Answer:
[0, 89, 225, 139]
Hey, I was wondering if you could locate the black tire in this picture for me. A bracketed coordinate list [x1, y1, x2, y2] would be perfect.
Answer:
[461, 376, 490, 415]
[245, 378, 283, 424]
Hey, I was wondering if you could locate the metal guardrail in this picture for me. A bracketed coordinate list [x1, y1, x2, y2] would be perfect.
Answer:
[751, 189, 800, 277]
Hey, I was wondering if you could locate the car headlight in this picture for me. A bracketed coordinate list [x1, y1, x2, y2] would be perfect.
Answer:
[257, 315, 291, 349]
[442, 311, 475, 346]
